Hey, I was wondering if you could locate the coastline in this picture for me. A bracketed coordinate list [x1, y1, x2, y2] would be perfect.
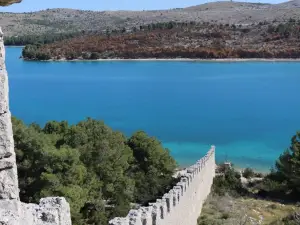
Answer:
[5, 45, 25, 48]
[174, 165, 269, 179]
[177, 162, 269, 174]
[23, 57, 300, 62]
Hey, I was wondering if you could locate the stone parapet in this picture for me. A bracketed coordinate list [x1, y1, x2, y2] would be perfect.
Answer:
[109, 146, 216, 225]
[0, 197, 72, 225]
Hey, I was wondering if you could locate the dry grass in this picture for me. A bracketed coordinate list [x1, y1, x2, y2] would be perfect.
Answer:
[198, 195, 300, 225]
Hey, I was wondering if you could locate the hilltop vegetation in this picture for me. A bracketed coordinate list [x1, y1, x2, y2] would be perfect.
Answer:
[12, 117, 177, 225]
[22, 20, 300, 60]
[4, 32, 83, 46]
[1, 1, 300, 36]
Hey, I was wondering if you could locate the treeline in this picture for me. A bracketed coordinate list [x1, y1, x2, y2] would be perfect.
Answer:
[12, 117, 177, 225]
[21, 20, 300, 61]
[5, 21, 186, 46]
[4, 32, 84, 46]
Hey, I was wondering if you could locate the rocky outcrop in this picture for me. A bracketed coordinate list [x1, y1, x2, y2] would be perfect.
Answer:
[0, 0, 21, 6]
[0, 26, 72, 225]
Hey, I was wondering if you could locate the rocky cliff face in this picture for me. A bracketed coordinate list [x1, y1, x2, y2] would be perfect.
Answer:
[0, 23, 72, 225]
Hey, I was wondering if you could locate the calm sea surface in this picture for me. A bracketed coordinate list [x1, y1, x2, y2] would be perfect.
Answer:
[6, 47, 300, 171]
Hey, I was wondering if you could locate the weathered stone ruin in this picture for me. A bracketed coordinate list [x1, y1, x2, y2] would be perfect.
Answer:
[0, 10, 72, 223]
[109, 146, 216, 225]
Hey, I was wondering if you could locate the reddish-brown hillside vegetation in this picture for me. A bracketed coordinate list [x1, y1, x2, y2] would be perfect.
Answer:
[22, 21, 300, 60]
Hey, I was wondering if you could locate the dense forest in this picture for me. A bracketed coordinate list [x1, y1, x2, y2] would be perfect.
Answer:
[21, 20, 300, 60]
[12, 117, 177, 225]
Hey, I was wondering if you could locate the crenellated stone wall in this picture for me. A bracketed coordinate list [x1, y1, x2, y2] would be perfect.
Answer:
[109, 146, 216, 225]
[0, 27, 72, 225]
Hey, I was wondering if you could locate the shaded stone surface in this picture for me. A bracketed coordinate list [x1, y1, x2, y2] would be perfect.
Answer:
[0, 0, 21, 6]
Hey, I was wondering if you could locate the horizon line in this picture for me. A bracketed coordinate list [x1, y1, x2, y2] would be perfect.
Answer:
[0, 0, 290, 14]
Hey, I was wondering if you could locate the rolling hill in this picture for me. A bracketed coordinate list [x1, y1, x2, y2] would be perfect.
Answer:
[1, 1, 300, 36]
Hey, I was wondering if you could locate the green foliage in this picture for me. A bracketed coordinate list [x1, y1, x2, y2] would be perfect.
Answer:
[257, 132, 300, 202]
[275, 133, 300, 193]
[197, 215, 222, 225]
[270, 212, 300, 225]
[12, 117, 177, 225]
[128, 131, 177, 204]
[242, 168, 255, 179]
[251, 132, 300, 201]
[5, 32, 82, 46]
[266, 21, 300, 38]
[90, 52, 101, 60]
[254, 132, 300, 202]
[212, 167, 246, 197]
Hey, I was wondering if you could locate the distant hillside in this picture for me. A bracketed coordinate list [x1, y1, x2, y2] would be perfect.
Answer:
[1, 1, 300, 36]
[22, 20, 300, 60]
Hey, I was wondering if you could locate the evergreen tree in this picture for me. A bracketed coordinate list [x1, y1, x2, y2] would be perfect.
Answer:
[12, 117, 178, 224]
[276, 132, 300, 193]
[128, 131, 177, 204]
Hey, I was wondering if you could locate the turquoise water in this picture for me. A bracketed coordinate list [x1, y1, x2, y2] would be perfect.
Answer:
[6, 47, 300, 171]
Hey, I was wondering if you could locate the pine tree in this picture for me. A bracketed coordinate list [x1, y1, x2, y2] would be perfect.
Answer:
[276, 132, 300, 193]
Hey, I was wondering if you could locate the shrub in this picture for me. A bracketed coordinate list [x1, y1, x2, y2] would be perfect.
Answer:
[90, 52, 101, 60]
[254, 172, 264, 178]
[197, 215, 222, 225]
[221, 212, 230, 220]
[242, 168, 255, 179]
[270, 212, 300, 225]
[212, 168, 247, 197]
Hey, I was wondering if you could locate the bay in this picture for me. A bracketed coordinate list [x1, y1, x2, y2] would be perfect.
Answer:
[6, 47, 300, 171]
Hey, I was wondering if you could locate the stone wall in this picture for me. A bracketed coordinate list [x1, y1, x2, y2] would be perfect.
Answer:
[0, 27, 72, 225]
[109, 146, 216, 225]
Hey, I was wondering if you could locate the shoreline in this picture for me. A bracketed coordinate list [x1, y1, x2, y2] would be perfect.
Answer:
[5, 45, 25, 48]
[23, 57, 300, 62]
[176, 163, 269, 174]
[174, 165, 269, 179]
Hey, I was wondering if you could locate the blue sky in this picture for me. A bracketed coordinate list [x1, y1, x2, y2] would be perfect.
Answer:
[0, 0, 286, 12]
